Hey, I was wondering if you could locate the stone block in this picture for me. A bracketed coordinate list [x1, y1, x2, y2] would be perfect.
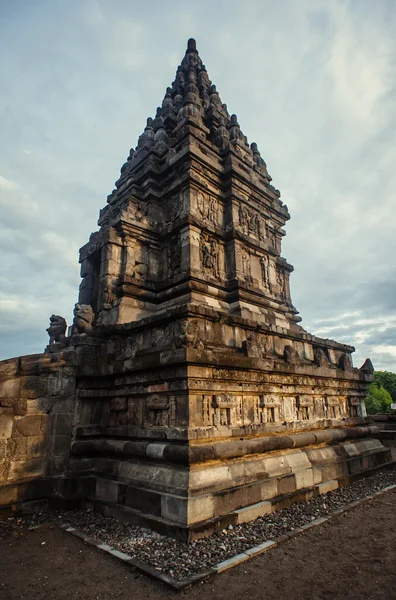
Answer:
[161, 495, 187, 525]
[260, 478, 278, 501]
[277, 474, 296, 496]
[0, 459, 9, 484]
[96, 478, 121, 503]
[235, 500, 272, 524]
[0, 483, 18, 505]
[54, 414, 73, 436]
[0, 378, 20, 399]
[0, 358, 18, 379]
[125, 486, 162, 515]
[321, 462, 346, 481]
[317, 480, 338, 495]
[189, 465, 232, 494]
[26, 398, 53, 415]
[20, 376, 48, 399]
[295, 469, 314, 490]
[51, 435, 71, 456]
[187, 495, 215, 523]
[51, 397, 75, 413]
[13, 416, 42, 438]
[0, 415, 13, 439]
[8, 458, 45, 483]
[285, 451, 311, 472]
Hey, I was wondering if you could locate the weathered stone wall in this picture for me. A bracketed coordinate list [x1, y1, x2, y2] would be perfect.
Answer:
[0, 352, 76, 509]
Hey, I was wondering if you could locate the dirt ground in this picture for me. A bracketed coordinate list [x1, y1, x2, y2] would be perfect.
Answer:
[1, 489, 396, 600]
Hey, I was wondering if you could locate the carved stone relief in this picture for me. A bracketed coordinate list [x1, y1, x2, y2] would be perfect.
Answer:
[326, 396, 343, 419]
[173, 319, 204, 351]
[200, 233, 219, 278]
[257, 395, 283, 424]
[145, 394, 176, 427]
[348, 397, 361, 417]
[296, 395, 314, 420]
[211, 393, 241, 427]
[165, 234, 181, 278]
[197, 191, 218, 225]
[276, 269, 286, 301]
[243, 333, 270, 359]
[260, 255, 271, 291]
[241, 248, 252, 281]
[102, 285, 115, 308]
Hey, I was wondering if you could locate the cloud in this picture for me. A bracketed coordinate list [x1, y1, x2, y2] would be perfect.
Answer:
[0, 0, 395, 370]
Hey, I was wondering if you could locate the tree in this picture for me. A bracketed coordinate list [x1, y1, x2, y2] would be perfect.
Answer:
[365, 383, 392, 415]
[373, 371, 396, 402]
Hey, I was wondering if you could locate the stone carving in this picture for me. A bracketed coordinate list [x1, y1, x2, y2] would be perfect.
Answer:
[243, 333, 270, 358]
[296, 395, 314, 420]
[72, 304, 95, 335]
[197, 191, 218, 225]
[276, 269, 286, 301]
[241, 248, 252, 280]
[339, 353, 353, 371]
[145, 394, 176, 427]
[46, 315, 67, 345]
[260, 255, 271, 291]
[326, 396, 343, 419]
[348, 397, 361, 417]
[259, 395, 283, 424]
[200, 234, 219, 278]
[173, 319, 204, 351]
[166, 234, 181, 278]
[212, 394, 241, 427]
[102, 285, 115, 308]
[284, 345, 300, 365]
[314, 347, 329, 367]
[132, 260, 148, 281]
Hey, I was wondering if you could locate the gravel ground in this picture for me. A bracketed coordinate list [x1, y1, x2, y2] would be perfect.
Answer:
[1, 469, 396, 582]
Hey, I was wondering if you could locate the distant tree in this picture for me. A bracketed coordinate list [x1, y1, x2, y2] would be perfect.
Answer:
[365, 382, 392, 415]
[373, 371, 396, 402]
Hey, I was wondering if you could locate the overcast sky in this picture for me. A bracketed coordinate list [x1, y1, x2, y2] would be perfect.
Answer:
[0, 0, 395, 371]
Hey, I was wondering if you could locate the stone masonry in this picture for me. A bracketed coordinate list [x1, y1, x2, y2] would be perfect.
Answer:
[0, 39, 392, 539]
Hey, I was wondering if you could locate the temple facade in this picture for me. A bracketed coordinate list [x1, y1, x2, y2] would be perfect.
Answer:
[0, 39, 391, 539]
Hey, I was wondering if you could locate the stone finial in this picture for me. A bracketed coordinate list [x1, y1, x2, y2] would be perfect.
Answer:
[187, 38, 197, 52]
[154, 116, 170, 155]
[360, 358, 374, 375]
[214, 116, 229, 150]
[47, 315, 67, 344]
[162, 87, 173, 109]
[229, 114, 242, 144]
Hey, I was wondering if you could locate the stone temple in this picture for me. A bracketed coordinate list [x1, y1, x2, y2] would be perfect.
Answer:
[0, 39, 391, 539]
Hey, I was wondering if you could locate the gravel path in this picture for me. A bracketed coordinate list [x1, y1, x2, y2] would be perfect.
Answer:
[1, 470, 396, 581]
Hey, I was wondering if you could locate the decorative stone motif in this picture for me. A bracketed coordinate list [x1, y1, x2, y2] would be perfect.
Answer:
[200, 234, 219, 278]
[46, 315, 67, 344]
[284, 345, 300, 364]
[212, 393, 241, 427]
[72, 304, 95, 335]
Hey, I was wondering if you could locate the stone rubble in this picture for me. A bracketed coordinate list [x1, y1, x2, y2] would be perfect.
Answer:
[1, 470, 396, 581]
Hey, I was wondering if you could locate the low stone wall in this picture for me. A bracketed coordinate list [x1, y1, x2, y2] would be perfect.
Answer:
[0, 352, 76, 509]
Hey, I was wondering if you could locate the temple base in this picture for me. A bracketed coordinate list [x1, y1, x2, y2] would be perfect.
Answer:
[67, 428, 392, 541]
